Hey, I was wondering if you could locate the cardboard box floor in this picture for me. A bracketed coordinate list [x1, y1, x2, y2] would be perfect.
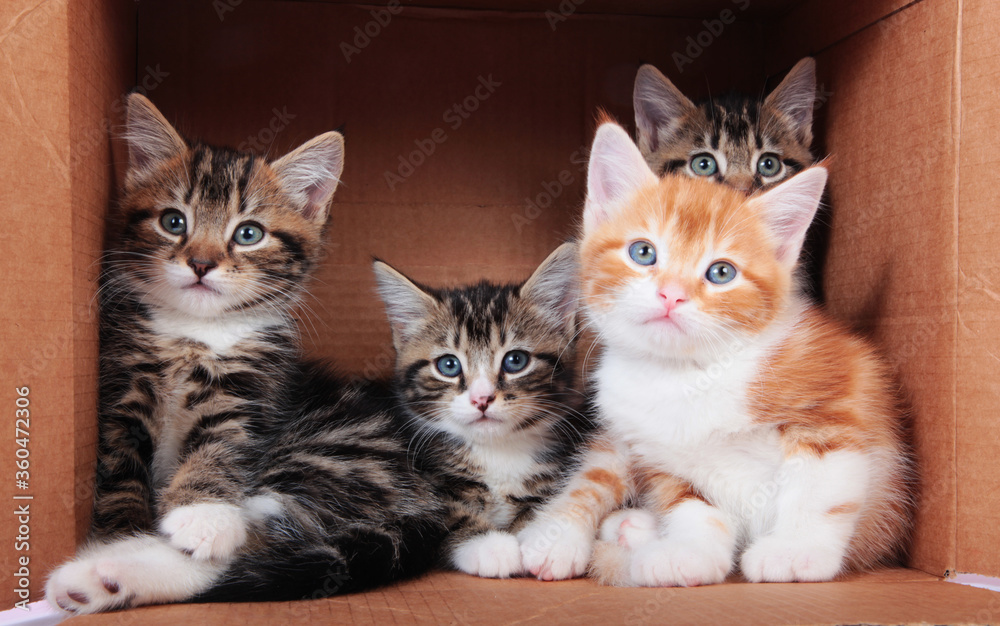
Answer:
[3, 0, 999, 623]
[61, 570, 1000, 625]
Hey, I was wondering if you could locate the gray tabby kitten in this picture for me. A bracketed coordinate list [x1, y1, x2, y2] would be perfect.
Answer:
[45, 94, 447, 614]
[633, 57, 817, 193]
[374, 244, 594, 578]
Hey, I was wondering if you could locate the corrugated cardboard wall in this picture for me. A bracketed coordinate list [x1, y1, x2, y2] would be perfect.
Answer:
[1, 0, 74, 608]
[956, 0, 1000, 578]
[0, 0, 135, 608]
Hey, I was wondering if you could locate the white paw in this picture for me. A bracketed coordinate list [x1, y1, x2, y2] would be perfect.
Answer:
[159, 502, 247, 561]
[599, 509, 659, 549]
[518, 518, 594, 581]
[741, 535, 845, 582]
[45, 535, 224, 614]
[46, 556, 131, 614]
[452, 531, 523, 578]
[629, 537, 732, 587]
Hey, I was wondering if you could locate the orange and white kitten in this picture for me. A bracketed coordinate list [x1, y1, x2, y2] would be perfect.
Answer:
[517, 123, 912, 586]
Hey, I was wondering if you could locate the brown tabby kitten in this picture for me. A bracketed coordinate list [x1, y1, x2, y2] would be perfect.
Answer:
[374, 244, 594, 578]
[633, 57, 817, 193]
[45, 94, 446, 614]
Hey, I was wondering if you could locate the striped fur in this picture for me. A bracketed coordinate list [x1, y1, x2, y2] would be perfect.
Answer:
[375, 244, 595, 578]
[633, 58, 816, 193]
[519, 124, 913, 587]
[46, 94, 447, 615]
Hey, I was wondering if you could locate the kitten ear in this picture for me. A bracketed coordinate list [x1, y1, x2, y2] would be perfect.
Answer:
[764, 57, 816, 146]
[519, 242, 580, 330]
[584, 123, 658, 232]
[633, 64, 697, 155]
[373, 261, 439, 350]
[272, 131, 345, 224]
[124, 93, 187, 184]
[747, 166, 828, 267]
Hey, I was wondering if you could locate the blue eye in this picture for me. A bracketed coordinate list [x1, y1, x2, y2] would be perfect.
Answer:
[436, 355, 462, 377]
[706, 261, 738, 285]
[690, 153, 718, 176]
[628, 241, 657, 266]
[233, 223, 264, 246]
[757, 153, 782, 177]
[160, 210, 186, 235]
[502, 350, 530, 374]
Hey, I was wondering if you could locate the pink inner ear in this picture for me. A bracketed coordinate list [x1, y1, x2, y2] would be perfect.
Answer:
[774, 210, 815, 265]
[585, 124, 658, 228]
[301, 179, 336, 220]
[591, 160, 618, 206]
[753, 167, 827, 265]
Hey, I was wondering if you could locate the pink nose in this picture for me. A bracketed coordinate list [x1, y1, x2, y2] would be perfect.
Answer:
[471, 394, 495, 411]
[658, 285, 687, 316]
[468, 378, 495, 412]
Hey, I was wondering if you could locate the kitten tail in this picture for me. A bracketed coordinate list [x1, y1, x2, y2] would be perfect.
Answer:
[589, 540, 633, 587]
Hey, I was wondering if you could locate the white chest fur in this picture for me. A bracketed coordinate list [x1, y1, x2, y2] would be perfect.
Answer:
[466, 434, 548, 528]
[595, 344, 786, 536]
[149, 310, 285, 354]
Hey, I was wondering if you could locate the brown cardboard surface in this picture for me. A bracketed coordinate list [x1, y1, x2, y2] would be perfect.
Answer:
[956, 0, 1000, 578]
[65, 569, 1000, 625]
[296, 0, 799, 20]
[765, 0, 915, 73]
[799, 0, 962, 577]
[2, 0, 75, 610]
[0, 0, 135, 609]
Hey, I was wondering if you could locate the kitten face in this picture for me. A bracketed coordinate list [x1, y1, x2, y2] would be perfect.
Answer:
[112, 94, 344, 318]
[581, 123, 827, 362]
[376, 244, 578, 443]
[583, 183, 782, 358]
[633, 58, 816, 193]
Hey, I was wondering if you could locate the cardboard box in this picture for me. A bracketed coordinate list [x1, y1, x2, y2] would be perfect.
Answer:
[2, 0, 998, 622]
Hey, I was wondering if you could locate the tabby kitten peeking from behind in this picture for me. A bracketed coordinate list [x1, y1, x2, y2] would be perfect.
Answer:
[46, 94, 446, 614]
[634, 57, 816, 193]
[375, 244, 593, 579]
[519, 123, 913, 587]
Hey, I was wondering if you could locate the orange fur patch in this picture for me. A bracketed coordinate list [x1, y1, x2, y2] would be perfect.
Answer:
[708, 517, 729, 534]
[631, 467, 699, 515]
[583, 468, 628, 504]
[751, 307, 902, 455]
[827, 502, 861, 516]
